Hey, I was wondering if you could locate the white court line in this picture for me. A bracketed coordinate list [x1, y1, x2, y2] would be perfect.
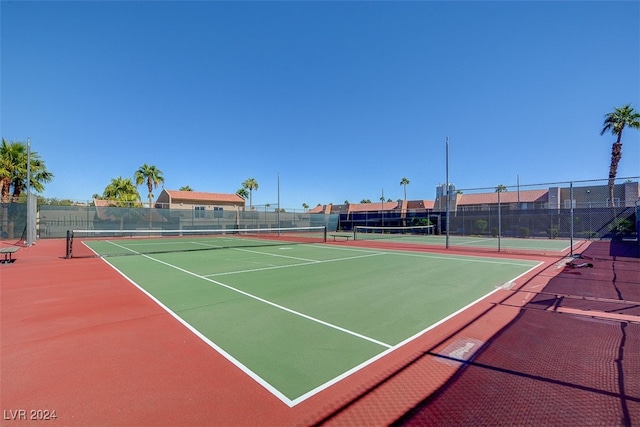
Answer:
[105, 241, 391, 348]
[93, 239, 543, 407]
[384, 251, 537, 267]
[191, 241, 319, 263]
[204, 252, 385, 277]
[102, 240, 392, 406]
[288, 260, 545, 406]
[308, 243, 538, 267]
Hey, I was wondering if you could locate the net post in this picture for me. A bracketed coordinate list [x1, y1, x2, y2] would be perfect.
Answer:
[323, 226, 327, 242]
[65, 230, 73, 259]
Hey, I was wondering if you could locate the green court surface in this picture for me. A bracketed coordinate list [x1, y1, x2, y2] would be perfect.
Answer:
[84, 239, 541, 405]
[353, 232, 577, 252]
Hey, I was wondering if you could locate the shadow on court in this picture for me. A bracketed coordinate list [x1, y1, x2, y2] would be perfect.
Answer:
[312, 241, 640, 426]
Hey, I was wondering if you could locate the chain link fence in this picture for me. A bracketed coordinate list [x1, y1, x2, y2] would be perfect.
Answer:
[31, 205, 338, 239]
[1, 177, 637, 251]
[447, 177, 638, 242]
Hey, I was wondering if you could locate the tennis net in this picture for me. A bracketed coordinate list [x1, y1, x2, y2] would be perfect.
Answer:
[65, 226, 327, 258]
[353, 225, 434, 241]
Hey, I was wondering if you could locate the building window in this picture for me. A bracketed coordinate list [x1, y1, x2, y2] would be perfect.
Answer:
[195, 206, 205, 218]
[564, 199, 576, 209]
[213, 207, 223, 218]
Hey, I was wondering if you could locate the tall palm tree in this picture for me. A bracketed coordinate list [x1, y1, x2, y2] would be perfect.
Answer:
[179, 185, 193, 191]
[103, 177, 140, 207]
[600, 104, 640, 217]
[242, 178, 259, 209]
[400, 177, 410, 201]
[0, 139, 53, 203]
[495, 184, 508, 193]
[134, 163, 164, 208]
[302, 203, 309, 211]
[1, 139, 25, 203]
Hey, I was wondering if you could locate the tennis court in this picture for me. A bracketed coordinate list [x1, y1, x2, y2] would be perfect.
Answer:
[352, 225, 581, 254]
[74, 229, 541, 405]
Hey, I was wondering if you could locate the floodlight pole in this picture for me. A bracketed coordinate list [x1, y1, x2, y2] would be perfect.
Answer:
[497, 189, 501, 252]
[445, 136, 450, 249]
[26, 137, 33, 246]
[570, 181, 574, 257]
[381, 188, 384, 227]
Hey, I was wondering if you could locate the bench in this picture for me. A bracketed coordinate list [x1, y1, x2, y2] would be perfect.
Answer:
[0, 246, 20, 264]
[329, 234, 351, 241]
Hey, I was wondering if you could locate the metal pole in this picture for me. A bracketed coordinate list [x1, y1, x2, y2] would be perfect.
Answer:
[277, 173, 280, 231]
[26, 137, 34, 246]
[445, 136, 450, 249]
[570, 181, 574, 256]
[381, 188, 384, 227]
[497, 189, 501, 252]
[587, 190, 593, 240]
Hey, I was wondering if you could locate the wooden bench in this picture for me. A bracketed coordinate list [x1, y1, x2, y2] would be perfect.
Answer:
[0, 246, 20, 264]
[329, 234, 351, 241]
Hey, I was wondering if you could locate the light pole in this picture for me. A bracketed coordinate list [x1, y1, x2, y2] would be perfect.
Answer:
[587, 190, 592, 239]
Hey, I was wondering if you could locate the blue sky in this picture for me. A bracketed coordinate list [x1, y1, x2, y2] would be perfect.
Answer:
[2, 1, 639, 210]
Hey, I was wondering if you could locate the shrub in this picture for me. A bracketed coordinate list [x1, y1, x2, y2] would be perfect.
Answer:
[474, 219, 488, 235]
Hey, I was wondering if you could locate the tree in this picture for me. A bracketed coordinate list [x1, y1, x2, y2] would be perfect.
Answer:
[600, 104, 640, 216]
[134, 163, 164, 208]
[495, 184, 508, 193]
[179, 185, 193, 191]
[0, 138, 53, 203]
[400, 177, 410, 201]
[103, 177, 140, 207]
[360, 199, 371, 203]
[302, 203, 309, 211]
[242, 178, 259, 209]
[236, 188, 249, 200]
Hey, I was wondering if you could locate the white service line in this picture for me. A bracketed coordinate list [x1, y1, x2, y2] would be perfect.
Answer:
[105, 240, 392, 351]
[205, 252, 386, 277]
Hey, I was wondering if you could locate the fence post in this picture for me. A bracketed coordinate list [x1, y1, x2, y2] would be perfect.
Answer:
[570, 182, 574, 257]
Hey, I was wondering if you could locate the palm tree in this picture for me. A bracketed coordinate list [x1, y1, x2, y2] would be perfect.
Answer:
[400, 177, 410, 201]
[1, 138, 53, 238]
[103, 177, 140, 207]
[302, 203, 309, 211]
[1, 139, 53, 203]
[242, 178, 259, 209]
[1, 139, 22, 203]
[495, 184, 508, 193]
[600, 104, 640, 217]
[12, 158, 54, 202]
[179, 185, 193, 191]
[236, 188, 249, 200]
[134, 163, 164, 208]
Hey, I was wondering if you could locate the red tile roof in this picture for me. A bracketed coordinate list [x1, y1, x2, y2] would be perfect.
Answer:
[348, 202, 398, 212]
[406, 200, 435, 210]
[457, 189, 547, 205]
[165, 190, 245, 204]
[308, 200, 436, 214]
